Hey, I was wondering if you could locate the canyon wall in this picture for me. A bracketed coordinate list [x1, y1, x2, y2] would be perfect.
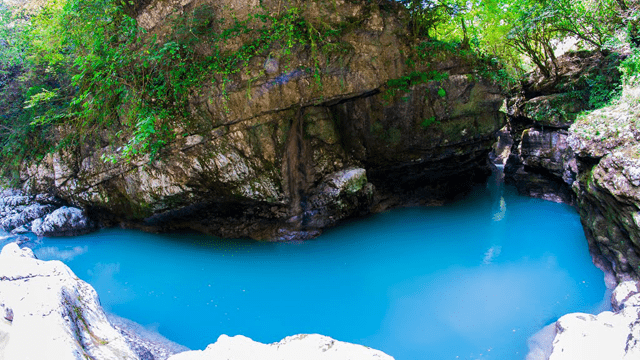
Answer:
[18, 0, 505, 240]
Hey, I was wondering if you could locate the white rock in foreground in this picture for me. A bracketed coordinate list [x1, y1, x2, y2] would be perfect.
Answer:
[168, 334, 395, 360]
[0, 243, 138, 360]
[547, 280, 640, 360]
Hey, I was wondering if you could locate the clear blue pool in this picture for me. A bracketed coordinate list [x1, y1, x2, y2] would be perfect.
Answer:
[28, 169, 606, 359]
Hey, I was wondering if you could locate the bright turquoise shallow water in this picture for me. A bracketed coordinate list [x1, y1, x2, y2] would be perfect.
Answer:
[30, 171, 606, 359]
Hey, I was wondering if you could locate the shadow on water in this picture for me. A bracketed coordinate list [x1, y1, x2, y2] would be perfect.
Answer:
[9, 166, 607, 360]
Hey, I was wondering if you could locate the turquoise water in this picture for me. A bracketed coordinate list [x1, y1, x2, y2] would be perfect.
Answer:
[28, 170, 606, 359]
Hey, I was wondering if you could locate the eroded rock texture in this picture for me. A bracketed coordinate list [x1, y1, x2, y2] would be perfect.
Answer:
[569, 86, 640, 281]
[0, 189, 94, 237]
[19, 0, 505, 240]
[504, 50, 622, 204]
[0, 243, 139, 360]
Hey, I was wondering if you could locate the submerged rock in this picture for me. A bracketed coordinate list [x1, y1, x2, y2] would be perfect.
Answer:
[168, 334, 394, 360]
[107, 314, 190, 360]
[0, 242, 138, 360]
[31, 206, 95, 237]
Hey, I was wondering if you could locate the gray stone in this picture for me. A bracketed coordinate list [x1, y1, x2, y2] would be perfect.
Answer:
[0, 203, 55, 231]
[31, 206, 95, 237]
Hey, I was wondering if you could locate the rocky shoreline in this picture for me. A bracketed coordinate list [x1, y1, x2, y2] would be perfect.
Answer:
[0, 236, 638, 360]
[0, 189, 96, 238]
[0, 242, 395, 360]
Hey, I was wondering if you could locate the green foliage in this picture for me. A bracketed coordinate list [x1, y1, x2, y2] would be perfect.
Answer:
[621, 47, 640, 84]
[400, 0, 629, 79]
[420, 116, 440, 128]
[0, 0, 355, 174]
[586, 74, 622, 109]
[383, 70, 449, 100]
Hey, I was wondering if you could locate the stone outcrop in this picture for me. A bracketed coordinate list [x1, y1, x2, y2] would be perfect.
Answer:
[569, 86, 640, 281]
[504, 50, 623, 204]
[31, 206, 96, 237]
[0, 189, 94, 238]
[167, 334, 394, 360]
[18, 0, 506, 240]
[540, 281, 640, 360]
[0, 243, 139, 360]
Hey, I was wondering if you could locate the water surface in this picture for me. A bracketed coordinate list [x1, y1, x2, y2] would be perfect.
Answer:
[28, 170, 606, 359]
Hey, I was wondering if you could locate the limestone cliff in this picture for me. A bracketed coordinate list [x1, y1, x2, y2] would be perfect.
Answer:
[569, 86, 640, 281]
[19, 0, 505, 240]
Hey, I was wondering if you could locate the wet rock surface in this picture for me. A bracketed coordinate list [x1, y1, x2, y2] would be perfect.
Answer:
[569, 86, 640, 282]
[107, 314, 189, 360]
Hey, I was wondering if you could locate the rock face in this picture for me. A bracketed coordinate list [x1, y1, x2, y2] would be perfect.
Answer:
[0, 243, 139, 360]
[19, 0, 506, 240]
[167, 334, 394, 360]
[569, 86, 640, 281]
[504, 50, 622, 204]
[543, 281, 640, 360]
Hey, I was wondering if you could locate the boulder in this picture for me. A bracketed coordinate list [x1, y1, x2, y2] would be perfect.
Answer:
[0, 243, 138, 360]
[31, 206, 95, 237]
[546, 281, 640, 360]
[0, 203, 55, 232]
[612, 281, 640, 311]
[167, 334, 395, 360]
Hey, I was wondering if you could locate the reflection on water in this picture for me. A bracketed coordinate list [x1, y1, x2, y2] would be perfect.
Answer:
[37, 245, 88, 261]
[25, 169, 606, 359]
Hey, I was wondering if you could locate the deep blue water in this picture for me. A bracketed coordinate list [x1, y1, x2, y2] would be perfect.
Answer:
[25, 169, 606, 359]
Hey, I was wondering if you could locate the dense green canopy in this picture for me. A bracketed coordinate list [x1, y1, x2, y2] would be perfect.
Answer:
[0, 0, 637, 180]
